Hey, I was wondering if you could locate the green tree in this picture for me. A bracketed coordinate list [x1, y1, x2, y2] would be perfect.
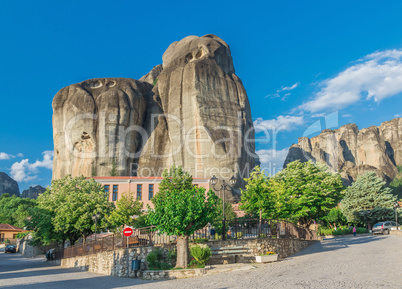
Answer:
[341, 171, 397, 223]
[389, 166, 402, 200]
[106, 192, 143, 231]
[147, 168, 219, 268]
[240, 167, 276, 220]
[0, 194, 36, 228]
[274, 160, 344, 227]
[37, 175, 115, 245]
[321, 207, 348, 228]
[367, 207, 401, 225]
[25, 206, 68, 246]
[158, 164, 193, 193]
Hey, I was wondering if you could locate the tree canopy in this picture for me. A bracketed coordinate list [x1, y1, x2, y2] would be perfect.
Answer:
[341, 171, 397, 223]
[0, 194, 36, 228]
[147, 165, 219, 268]
[32, 175, 115, 245]
[273, 161, 344, 227]
[240, 167, 280, 219]
[106, 192, 143, 231]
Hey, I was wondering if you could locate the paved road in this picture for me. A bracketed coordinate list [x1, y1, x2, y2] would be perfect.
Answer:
[1, 235, 401, 289]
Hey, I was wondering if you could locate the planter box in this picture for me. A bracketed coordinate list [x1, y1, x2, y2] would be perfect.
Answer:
[255, 254, 278, 263]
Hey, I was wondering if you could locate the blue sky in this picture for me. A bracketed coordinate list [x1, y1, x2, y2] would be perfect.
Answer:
[2, 0, 402, 190]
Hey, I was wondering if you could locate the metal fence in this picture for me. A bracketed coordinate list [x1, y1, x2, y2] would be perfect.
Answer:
[189, 219, 318, 241]
[60, 219, 317, 259]
[62, 226, 161, 259]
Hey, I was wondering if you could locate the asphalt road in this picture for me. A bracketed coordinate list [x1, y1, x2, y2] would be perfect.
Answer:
[1, 235, 401, 289]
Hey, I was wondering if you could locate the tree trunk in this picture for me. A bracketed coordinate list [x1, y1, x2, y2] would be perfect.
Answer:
[175, 235, 189, 268]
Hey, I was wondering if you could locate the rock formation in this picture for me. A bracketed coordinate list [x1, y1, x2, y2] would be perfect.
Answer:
[284, 118, 402, 185]
[52, 35, 255, 199]
[21, 185, 46, 199]
[0, 172, 20, 197]
[52, 78, 151, 179]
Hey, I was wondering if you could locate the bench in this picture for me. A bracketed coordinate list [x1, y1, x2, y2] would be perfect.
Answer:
[209, 246, 251, 264]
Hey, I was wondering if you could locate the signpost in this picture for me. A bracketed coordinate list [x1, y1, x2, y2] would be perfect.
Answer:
[123, 227, 133, 278]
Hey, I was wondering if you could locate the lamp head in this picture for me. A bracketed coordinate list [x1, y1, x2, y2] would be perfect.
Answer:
[230, 175, 237, 186]
[210, 175, 218, 186]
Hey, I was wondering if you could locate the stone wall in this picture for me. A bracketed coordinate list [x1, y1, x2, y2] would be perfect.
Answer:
[390, 230, 402, 236]
[16, 235, 60, 258]
[60, 238, 316, 277]
[61, 245, 175, 278]
[208, 238, 315, 265]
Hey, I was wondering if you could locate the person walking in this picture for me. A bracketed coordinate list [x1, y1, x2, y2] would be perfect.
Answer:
[353, 226, 356, 237]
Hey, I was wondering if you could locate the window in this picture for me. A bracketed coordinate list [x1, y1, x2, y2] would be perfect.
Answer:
[137, 184, 142, 200]
[149, 184, 154, 200]
[104, 185, 110, 193]
[112, 185, 118, 201]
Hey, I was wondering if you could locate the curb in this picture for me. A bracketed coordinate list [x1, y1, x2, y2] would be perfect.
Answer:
[322, 233, 373, 240]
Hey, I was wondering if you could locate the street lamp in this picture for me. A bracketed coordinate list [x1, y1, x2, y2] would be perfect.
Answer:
[394, 202, 399, 231]
[209, 175, 237, 240]
[92, 213, 100, 241]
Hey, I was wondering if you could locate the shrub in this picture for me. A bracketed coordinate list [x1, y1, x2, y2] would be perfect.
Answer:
[214, 234, 222, 240]
[5, 239, 10, 244]
[146, 248, 163, 266]
[192, 238, 208, 243]
[187, 259, 205, 269]
[259, 233, 267, 238]
[236, 232, 244, 238]
[167, 249, 177, 266]
[190, 244, 212, 265]
[319, 226, 368, 236]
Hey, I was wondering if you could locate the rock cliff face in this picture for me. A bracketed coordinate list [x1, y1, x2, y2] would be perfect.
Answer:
[0, 172, 20, 197]
[52, 78, 151, 179]
[21, 185, 46, 199]
[284, 118, 402, 185]
[52, 35, 255, 198]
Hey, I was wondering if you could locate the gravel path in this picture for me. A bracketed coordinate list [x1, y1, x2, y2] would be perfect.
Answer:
[1, 235, 401, 288]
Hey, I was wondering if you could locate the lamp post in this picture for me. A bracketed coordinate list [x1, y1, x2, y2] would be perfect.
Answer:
[92, 213, 100, 241]
[210, 175, 237, 240]
[394, 202, 399, 231]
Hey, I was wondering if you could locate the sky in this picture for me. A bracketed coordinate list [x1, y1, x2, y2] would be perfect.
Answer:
[2, 0, 402, 191]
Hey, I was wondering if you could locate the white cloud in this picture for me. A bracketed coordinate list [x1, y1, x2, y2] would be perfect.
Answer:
[342, 114, 352, 118]
[256, 148, 289, 175]
[0, 152, 15, 160]
[17, 153, 24, 157]
[254, 115, 304, 132]
[277, 82, 299, 92]
[395, 114, 401, 118]
[300, 49, 402, 112]
[10, 151, 54, 182]
[266, 82, 300, 99]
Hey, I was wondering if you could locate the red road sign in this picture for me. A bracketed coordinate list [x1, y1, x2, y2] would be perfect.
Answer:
[123, 227, 133, 237]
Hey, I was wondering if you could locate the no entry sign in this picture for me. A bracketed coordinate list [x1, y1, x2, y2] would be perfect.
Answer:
[123, 227, 133, 237]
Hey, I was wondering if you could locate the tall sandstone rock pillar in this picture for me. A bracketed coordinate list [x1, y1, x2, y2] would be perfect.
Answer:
[52, 35, 255, 199]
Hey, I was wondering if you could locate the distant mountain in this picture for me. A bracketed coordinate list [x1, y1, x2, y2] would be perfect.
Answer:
[284, 118, 402, 187]
[0, 172, 20, 197]
[21, 185, 46, 199]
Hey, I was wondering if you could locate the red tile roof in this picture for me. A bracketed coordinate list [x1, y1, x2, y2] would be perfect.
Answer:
[0, 224, 24, 231]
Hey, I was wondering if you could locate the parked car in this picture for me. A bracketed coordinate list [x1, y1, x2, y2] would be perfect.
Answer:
[372, 221, 399, 234]
[5, 245, 17, 253]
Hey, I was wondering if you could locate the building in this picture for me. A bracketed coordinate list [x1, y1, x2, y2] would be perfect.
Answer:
[0, 224, 26, 242]
[92, 177, 211, 209]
